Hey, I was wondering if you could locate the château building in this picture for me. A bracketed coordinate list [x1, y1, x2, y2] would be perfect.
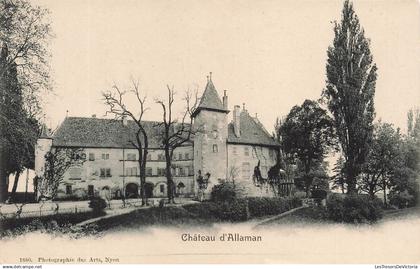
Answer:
[35, 75, 281, 200]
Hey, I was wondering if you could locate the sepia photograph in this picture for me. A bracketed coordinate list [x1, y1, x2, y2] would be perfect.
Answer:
[0, 0, 419, 266]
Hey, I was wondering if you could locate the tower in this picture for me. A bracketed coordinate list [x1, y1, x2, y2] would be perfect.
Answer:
[34, 125, 52, 196]
[192, 73, 229, 194]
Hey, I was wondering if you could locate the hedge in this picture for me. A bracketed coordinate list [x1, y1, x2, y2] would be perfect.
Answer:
[326, 193, 383, 223]
[183, 196, 302, 222]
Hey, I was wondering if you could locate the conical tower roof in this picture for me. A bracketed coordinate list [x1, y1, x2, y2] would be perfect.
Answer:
[192, 74, 229, 117]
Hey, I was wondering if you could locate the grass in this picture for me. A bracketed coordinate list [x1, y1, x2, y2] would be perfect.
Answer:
[90, 206, 216, 233]
[0, 211, 106, 239]
[258, 206, 331, 226]
[382, 205, 420, 220]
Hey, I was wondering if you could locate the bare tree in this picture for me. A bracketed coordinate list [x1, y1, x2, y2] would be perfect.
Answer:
[36, 147, 85, 201]
[155, 86, 199, 204]
[103, 79, 149, 206]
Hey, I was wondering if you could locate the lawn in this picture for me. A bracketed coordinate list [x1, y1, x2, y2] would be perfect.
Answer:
[0, 211, 106, 239]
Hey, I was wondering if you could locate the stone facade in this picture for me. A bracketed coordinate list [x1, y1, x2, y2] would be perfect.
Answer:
[34, 75, 281, 200]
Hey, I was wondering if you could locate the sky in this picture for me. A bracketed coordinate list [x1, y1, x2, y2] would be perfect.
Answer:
[35, 0, 419, 134]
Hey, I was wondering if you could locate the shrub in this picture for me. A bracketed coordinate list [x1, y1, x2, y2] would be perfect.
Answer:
[210, 181, 237, 202]
[183, 200, 248, 222]
[247, 197, 302, 218]
[326, 193, 345, 221]
[326, 193, 383, 223]
[182, 202, 222, 220]
[218, 199, 249, 221]
[89, 197, 107, 213]
[292, 191, 307, 199]
[311, 189, 328, 200]
[389, 190, 416, 209]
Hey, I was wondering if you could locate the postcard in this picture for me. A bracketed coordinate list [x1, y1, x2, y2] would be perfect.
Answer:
[0, 0, 419, 266]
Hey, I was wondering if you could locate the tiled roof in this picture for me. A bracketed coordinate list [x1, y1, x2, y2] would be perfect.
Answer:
[192, 80, 228, 117]
[227, 111, 279, 147]
[52, 117, 192, 148]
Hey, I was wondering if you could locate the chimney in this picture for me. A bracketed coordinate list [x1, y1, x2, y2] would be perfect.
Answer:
[122, 115, 128, 126]
[233, 105, 241, 137]
[92, 114, 96, 118]
[222, 90, 228, 110]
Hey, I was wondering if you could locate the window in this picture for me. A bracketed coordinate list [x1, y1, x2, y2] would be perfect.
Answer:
[179, 167, 184, 176]
[146, 167, 153, 176]
[242, 162, 250, 178]
[100, 168, 105, 177]
[89, 153, 95, 161]
[100, 168, 111, 177]
[66, 185, 72, 195]
[213, 144, 218, 153]
[185, 153, 189, 160]
[147, 154, 152, 161]
[88, 185, 94, 196]
[160, 184, 165, 193]
[158, 154, 164, 161]
[233, 146, 237, 155]
[102, 153, 109, 160]
[157, 168, 166, 176]
[179, 153, 183, 160]
[125, 167, 137, 176]
[127, 153, 136, 161]
[244, 147, 250, 156]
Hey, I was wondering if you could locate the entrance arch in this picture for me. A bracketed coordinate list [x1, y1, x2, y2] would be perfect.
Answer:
[125, 183, 139, 198]
[144, 182, 154, 198]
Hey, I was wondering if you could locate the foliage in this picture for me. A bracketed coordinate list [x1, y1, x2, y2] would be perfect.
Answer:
[323, 0, 377, 193]
[0, 211, 105, 239]
[279, 99, 335, 195]
[359, 122, 403, 203]
[326, 193, 383, 223]
[0, 0, 53, 115]
[387, 109, 420, 208]
[210, 181, 237, 202]
[182, 202, 222, 220]
[0, 42, 40, 202]
[218, 199, 249, 221]
[247, 197, 302, 217]
[389, 190, 415, 209]
[37, 147, 85, 200]
[293, 159, 330, 196]
[311, 189, 327, 200]
[88, 197, 107, 213]
[330, 155, 347, 193]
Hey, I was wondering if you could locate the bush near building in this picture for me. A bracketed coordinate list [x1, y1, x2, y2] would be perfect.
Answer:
[182, 181, 303, 222]
[326, 193, 383, 223]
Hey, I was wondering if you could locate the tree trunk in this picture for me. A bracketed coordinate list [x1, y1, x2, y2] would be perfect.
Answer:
[9, 172, 21, 202]
[139, 156, 147, 206]
[383, 181, 387, 208]
[346, 164, 357, 194]
[0, 168, 8, 203]
[24, 169, 29, 203]
[165, 150, 175, 204]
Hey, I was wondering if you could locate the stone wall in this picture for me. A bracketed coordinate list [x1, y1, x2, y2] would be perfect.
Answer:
[39, 145, 195, 200]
